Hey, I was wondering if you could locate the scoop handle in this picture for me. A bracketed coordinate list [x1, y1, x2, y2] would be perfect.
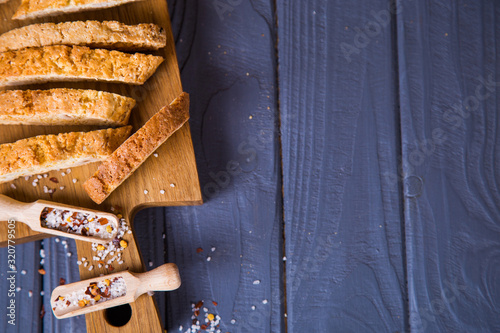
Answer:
[135, 263, 181, 297]
[0, 194, 30, 222]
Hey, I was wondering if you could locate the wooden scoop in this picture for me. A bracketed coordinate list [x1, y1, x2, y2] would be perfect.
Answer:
[51, 263, 181, 319]
[0, 194, 118, 244]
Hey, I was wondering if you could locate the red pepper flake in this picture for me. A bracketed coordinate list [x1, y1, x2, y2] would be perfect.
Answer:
[49, 177, 59, 183]
[196, 247, 204, 253]
[108, 266, 114, 271]
[200, 324, 207, 330]
[212, 301, 218, 306]
[194, 310, 200, 317]
[98, 218, 108, 225]
[195, 300, 203, 309]
[40, 305, 45, 319]
[59, 278, 66, 285]
[38, 268, 46, 275]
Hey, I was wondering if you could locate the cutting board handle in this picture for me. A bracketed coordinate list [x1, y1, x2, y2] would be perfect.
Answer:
[135, 263, 181, 297]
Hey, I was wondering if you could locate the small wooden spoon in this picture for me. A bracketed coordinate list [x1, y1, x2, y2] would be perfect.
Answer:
[51, 263, 181, 319]
[0, 194, 119, 244]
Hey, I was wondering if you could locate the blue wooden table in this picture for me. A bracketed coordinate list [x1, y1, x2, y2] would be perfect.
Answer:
[1, 0, 500, 332]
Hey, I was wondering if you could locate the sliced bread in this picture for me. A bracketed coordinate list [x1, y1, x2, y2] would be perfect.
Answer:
[0, 89, 135, 126]
[84, 92, 190, 204]
[0, 21, 166, 53]
[0, 126, 132, 184]
[0, 45, 163, 87]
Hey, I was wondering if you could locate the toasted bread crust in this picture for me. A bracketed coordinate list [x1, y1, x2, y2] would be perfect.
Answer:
[0, 89, 136, 126]
[0, 21, 167, 53]
[0, 45, 163, 87]
[13, 0, 144, 20]
[0, 126, 132, 184]
[84, 92, 190, 204]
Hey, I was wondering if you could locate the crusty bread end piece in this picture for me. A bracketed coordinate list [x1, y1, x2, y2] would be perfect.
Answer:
[0, 21, 166, 53]
[84, 92, 190, 204]
[0, 45, 163, 87]
[0, 126, 132, 184]
[0, 89, 136, 126]
[13, 0, 144, 20]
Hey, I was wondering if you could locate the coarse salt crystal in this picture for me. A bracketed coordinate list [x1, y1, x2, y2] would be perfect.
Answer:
[253, 280, 261, 285]
[43, 174, 48, 178]
[283, 256, 287, 261]
[88, 265, 94, 271]
[61, 172, 66, 177]
[40, 249, 45, 258]
[206, 256, 211, 262]
[77, 261, 82, 265]
[251, 305, 256, 310]
[160, 190, 165, 194]
[170, 183, 175, 188]
[72, 178, 78, 183]
[60, 186, 65, 190]
[66, 169, 71, 174]
[211, 247, 216, 252]
[262, 299, 268, 304]
[55, 238, 60, 243]
[144, 190, 148, 194]
[10, 184, 16, 189]
[153, 153, 158, 157]
[67, 252, 72, 257]
[61, 240, 67, 245]
[37, 175, 42, 179]
[230, 319, 236, 324]
[40, 291, 45, 296]
[28, 290, 33, 297]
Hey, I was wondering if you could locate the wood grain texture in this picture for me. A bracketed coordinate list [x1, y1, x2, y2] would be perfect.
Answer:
[133, 0, 285, 332]
[277, 0, 407, 331]
[396, 0, 500, 331]
[0, 0, 202, 332]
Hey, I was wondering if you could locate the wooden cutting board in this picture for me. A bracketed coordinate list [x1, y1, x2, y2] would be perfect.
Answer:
[0, 0, 203, 332]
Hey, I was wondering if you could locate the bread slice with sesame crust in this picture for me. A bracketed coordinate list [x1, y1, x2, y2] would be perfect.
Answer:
[0, 45, 163, 87]
[84, 92, 190, 204]
[0, 21, 166, 53]
[0, 89, 136, 126]
[0, 126, 132, 184]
